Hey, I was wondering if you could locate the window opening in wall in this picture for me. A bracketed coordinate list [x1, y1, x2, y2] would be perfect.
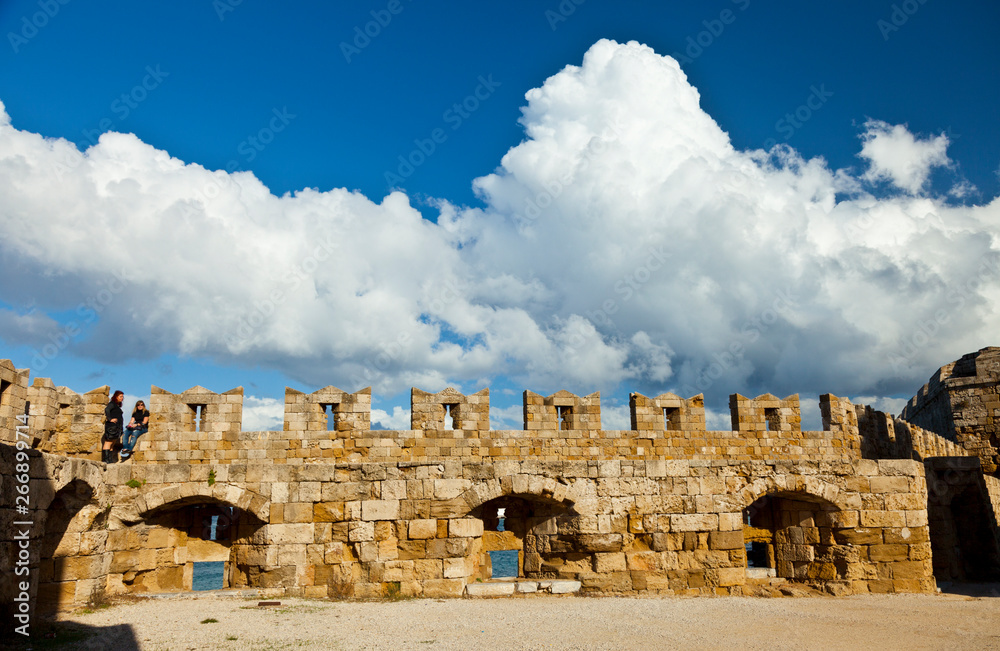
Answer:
[743, 497, 779, 578]
[321, 403, 336, 431]
[444, 403, 459, 430]
[663, 407, 680, 431]
[209, 514, 219, 541]
[189, 404, 207, 432]
[557, 406, 572, 430]
[0, 379, 10, 407]
[24, 400, 31, 417]
[192, 562, 224, 591]
[764, 408, 780, 432]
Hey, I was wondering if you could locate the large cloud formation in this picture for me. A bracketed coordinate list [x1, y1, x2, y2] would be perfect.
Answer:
[1, 40, 998, 415]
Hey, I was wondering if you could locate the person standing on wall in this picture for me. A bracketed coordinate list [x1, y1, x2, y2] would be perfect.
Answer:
[103, 390, 125, 464]
[120, 399, 150, 460]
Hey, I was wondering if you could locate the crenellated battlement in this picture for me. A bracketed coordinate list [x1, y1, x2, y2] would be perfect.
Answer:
[285, 386, 371, 433]
[2, 358, 977, 466]
[899, 346, 1000, 472]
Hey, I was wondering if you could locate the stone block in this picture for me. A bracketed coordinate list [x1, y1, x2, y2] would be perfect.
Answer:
[670, 514, 718, 532]
[314, 502, 345, 523]
[422, 578, 465, 598]
[869, 544, 909, 562]
[269, 523, 314, 545]
[834, 528, 882, 545]
[860, 510, 906, 528]
[449, 518, 484, 538]
[361, 500, 399, 521]
[717, 567, 746, 587]
[577, 533, 623, 552]
[348, 521, 375, 542]
[466, 582, 515, 597]
[708, 531, 743, 550]
[549, 580, 582, 594]
[593, 553, 627, 572]
[409, 519, 438, 540]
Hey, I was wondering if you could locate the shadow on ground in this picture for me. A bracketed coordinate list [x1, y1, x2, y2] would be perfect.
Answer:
[1, 622, 138, 650]
[935, 581, 1000, 598]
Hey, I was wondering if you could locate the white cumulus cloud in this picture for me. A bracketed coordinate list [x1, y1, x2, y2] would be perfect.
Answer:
[1, 39, 998, 414]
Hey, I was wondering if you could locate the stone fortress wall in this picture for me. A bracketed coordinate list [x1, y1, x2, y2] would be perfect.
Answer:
[901, 347, 1000, 473]
[2, 349, 1000, 618]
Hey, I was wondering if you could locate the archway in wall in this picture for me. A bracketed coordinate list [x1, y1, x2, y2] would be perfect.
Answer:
[928, 483, 1000, 581]
[37, 479, 103, 616]
[470, 495, 574, 580]
[133, 499, 265, 593]
[743, 491, 847, 582]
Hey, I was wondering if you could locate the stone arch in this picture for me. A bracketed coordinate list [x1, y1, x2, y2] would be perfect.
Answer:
[460, 475, 580, 582]
[735, 475, 845, 512]
[34, 457, 105, 512]
[111, 484, 269, 595]
[739, 478, 851, 584]
[134, 483, 270, 522]
[459, 474, 577, 513]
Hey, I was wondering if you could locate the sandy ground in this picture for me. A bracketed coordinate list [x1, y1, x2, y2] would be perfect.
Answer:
[39, 589, 1000, 651]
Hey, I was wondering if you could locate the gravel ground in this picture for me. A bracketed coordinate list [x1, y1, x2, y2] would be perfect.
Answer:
[45, 590, 1000, 651]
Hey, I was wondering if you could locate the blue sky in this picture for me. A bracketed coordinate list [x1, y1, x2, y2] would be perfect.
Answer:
[0, 0, 998, 430]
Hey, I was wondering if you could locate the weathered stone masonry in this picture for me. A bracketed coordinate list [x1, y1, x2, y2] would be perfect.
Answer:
[2, 349, 1000, 618]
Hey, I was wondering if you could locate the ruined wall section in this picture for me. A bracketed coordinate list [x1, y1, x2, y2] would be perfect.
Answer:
[901, 346, 1000, 473]
[411, 387, 489, 433]
[0, 360, 29, 444]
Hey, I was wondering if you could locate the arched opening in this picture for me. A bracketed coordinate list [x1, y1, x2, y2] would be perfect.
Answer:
[37, 480, 102, 616]
[470, 495, 573, 580]
[928, 483, 1000, 581]
[121, 499, 265, 593]
[743, 491, 847, 582]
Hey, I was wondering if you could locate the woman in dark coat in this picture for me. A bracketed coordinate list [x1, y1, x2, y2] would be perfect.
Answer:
[103, 390, 125, 464]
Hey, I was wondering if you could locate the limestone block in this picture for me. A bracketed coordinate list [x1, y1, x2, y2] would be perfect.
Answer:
[549, 580, 582, 594]
[349, 521, 375, 542]
[284, 502, 313, 523]
[381, 480, 407, 501]
[708, 531, 744, 550]
[449, 518, 484, 538]
[362, 500, 400, 521]
[466, 582, 515, 597]
[669, 514, 719, 532]
[860, 510, 906, 528]
[868, 544, 909, 562]
[422, 578, 465, 598]
[409, 519, 438, 540]
[577, 533, 623, 552]
[268, 523, 314, 545]
[443, 558, 472, 578]
[716, 567, 746, 587]
[434, 479, 469, 500]
[314, 502, 345, 523]
[593, 553, 627, 572]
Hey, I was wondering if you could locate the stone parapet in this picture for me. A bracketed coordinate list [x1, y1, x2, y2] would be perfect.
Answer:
[411, 387, 489, 432]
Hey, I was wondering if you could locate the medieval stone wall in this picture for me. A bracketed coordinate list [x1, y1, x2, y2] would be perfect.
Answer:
[5, 352, 1000, 617]
[901, 346, 1000, 472]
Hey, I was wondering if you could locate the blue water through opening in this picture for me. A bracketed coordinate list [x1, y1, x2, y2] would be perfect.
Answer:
[489, 550, 519, 578]
[192, 561, 225, 591]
